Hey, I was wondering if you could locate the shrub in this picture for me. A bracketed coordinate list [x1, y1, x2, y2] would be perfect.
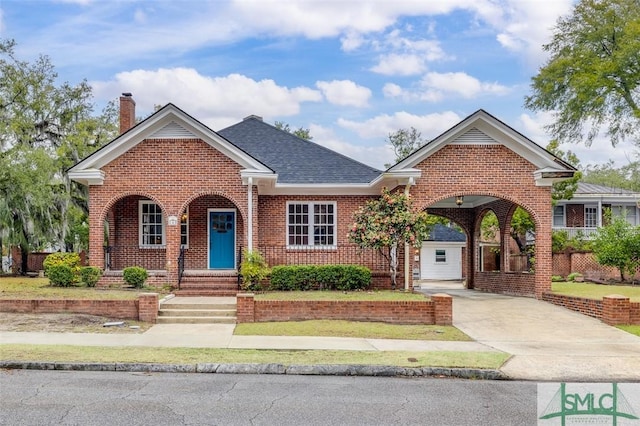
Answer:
[123, 266, 148, 288]
[47, 264, 75, 287]
[567, 272, 583, 282]
[43, 252, 81, 276]
[240, 249, 270, 291]
[80, 266, 102, 287]
[551, 275, 564, 282]
[269, 265, 371, 291]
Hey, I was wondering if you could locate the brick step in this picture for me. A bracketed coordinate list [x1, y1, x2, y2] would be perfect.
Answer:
[180, 276, 238, 283]
[158, 308, 236, 317]
[173, 289, 239, 297]
[156, 316, 236, 324]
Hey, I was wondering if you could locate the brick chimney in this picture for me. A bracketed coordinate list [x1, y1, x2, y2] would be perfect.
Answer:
[119, 93, 136, 134]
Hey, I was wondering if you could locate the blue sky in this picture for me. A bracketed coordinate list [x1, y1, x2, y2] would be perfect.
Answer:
[1, 0, 629, 170]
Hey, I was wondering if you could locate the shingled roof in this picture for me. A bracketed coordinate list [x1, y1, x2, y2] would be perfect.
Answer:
[427, 224, 467, 242]
[218, 116, 381, 184]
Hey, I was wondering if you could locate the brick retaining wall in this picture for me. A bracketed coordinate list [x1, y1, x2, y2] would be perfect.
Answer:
[542, 292, 639, 325]
[236, 293, 452, 325]
[0, 293, 158, 323]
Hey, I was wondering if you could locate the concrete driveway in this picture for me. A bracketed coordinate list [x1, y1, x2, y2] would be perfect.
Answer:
[418, 281, 640, 381]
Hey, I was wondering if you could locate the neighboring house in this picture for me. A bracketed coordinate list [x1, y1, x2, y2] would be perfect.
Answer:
[68, 95, 576, 298]
[420, 224, 466, 281]
[553, 182, 640, 239]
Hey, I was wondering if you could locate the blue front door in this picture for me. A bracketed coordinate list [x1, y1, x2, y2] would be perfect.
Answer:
[209, 211, 235, 269]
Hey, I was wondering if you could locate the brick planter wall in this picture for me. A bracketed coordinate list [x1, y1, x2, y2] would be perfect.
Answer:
[475, 272, 536, 297]
[542, 292, 639, 325]
[236, 293, 452, 325]
[0, 293, 159, 323]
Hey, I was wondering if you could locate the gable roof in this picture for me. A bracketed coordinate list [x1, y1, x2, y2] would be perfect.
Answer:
[388, 109, 576, 186]
[68, 104, 272, 185]
[218, 117, 381, 184]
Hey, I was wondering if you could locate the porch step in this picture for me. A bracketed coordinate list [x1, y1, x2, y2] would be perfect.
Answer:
[158, 297, 237, 324]
[175, 275, 240, 297]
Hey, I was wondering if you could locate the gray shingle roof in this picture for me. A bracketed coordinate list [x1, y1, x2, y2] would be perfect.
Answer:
[218, 117, 381, 184]
[576, 182, 638, 195]
[427, 224, 467, 242]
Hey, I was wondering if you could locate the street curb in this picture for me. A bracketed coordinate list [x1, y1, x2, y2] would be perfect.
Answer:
[0, 360, 508, 380]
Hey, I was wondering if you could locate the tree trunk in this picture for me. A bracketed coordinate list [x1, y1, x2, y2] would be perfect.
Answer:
[20, 243, 28, 276]
[389, 244, 398, 290]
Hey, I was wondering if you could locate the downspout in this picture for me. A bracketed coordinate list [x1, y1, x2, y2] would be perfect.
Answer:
[404, 177, 415, 291]
[247, 177, 253, 250]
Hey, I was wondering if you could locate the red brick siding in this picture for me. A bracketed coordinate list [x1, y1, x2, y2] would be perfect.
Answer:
[411, 144, 553, 298]
[0, 299, 140, 320]
[565, 204, 584, 227]
[89, 138, 248, 280]
[541, 293, 603, 319]
[237, 296, 445, 325]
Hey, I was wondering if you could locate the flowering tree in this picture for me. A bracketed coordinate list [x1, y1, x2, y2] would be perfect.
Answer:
[349, 188, 432, 289]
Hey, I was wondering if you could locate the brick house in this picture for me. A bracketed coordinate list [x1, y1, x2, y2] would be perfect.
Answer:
[68, 95, 576, 298]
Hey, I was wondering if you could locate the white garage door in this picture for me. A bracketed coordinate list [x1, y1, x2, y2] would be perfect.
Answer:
[420, 242, 463, 280]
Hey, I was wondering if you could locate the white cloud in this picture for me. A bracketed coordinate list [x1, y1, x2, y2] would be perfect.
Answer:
[91, 68, 322, 128]
[384, 72, 510, 102]
[370, 54, 428, 76]
[316, 80, 371, 107]
[517, 112, 637, 167]
[133, 8, 147, 24]
[337, 111, 461, 139]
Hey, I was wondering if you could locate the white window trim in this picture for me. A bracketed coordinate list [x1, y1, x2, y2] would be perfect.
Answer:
[552, 205, 566, 227]
[286, 201, 337, 249]
[139, 200, 165, 248]
[434, 249, 447, 264]
[180, 207, 189, 249]
[584, 204, 598, 228]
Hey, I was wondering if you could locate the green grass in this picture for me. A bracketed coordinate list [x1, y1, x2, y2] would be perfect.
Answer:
[255, 291, 427, 301]
[0, 276, 167, 300]
[235, 320, 471, 341]
[617, 325, 640, 337]
[0, 344, 509, 369]
[551, 282, 640, 302]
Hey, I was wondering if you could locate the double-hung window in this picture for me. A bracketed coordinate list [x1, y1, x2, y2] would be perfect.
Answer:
[139, 201, 164, 247]
[435, 249, 447, 263]
[287, 202, 336, 248]
[553, 205, 565, 227]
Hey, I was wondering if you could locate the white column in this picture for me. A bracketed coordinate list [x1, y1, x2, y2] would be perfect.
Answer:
[597, 198, 602, 227]
[247, 177, 253, 250]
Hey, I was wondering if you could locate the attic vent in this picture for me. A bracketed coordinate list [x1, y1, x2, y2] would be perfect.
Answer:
[150, 121, 196, 139]
[452, 128, 498, 145]
[243, 115, 263, 121]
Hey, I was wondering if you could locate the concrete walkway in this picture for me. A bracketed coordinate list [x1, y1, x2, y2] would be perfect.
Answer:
[2, 285, 640, 381]
[419, 281, 640, 381]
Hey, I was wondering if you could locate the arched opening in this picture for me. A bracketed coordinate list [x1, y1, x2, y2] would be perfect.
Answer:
[477, 210, 501, 273]
[418, 215, 467, 282]
[179, 194, 245, 271]
[102, 194, 167, 271]
[505, 206, 536, 273]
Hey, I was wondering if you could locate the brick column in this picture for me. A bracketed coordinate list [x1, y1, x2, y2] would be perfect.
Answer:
[236, 293, 255, 323]
[602, 294, 630, 325]
[432, 293, 452, 325]
[138, 293, 159, 323]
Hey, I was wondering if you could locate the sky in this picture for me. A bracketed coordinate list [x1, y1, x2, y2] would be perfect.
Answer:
[0, 0, 633, 171]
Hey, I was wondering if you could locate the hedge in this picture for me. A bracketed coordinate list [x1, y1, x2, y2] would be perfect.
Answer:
[269, 265, 371, 291]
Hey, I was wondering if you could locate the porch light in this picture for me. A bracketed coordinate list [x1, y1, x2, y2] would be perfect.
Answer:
[181, 212, 188, 222]
[455, 195, 464, 207]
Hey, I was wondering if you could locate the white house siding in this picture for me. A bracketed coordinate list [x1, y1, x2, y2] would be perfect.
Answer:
[420, 242, 464, 280]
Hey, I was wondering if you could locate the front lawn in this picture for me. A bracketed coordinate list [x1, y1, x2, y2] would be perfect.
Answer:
[235, 320, 470, 341]
[551, 282, 640, 302]
[255, 290, 427, 301]
[617, 325, 640, 337]
[0, 276, 165, 300]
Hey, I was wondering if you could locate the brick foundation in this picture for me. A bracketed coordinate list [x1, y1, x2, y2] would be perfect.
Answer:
[236, 293, 449, 325]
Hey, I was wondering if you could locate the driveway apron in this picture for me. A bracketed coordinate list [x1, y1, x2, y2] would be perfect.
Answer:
[419, 281, 640, 381]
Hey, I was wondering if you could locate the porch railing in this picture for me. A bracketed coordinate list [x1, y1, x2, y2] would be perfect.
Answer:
[177, 246, 185, 289]
[552, 227, 599, 240]
[103, 245, 166, 271]
[257, 244, 387, 271]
